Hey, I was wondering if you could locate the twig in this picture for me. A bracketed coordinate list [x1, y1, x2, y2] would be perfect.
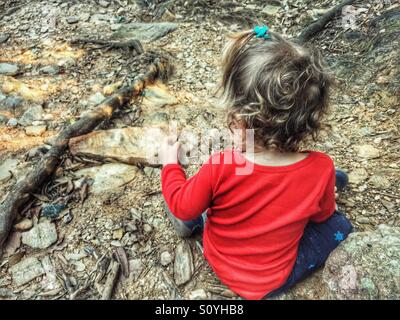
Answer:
[101, 260, 121, 300]
[295, 0, 356, 43]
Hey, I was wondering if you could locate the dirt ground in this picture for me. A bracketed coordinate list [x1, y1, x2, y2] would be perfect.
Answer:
[0, 0, 399, 300]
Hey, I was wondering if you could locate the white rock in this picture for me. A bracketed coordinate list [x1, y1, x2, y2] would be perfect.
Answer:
[0, 63, 19, 75]
[160, 251, 172, 266]
[88, 92, 106, 105]
[0, 158, 19, 183]
[25, 125, 47, 136]
[262, 5, 280, 16]
[189, 288, 208, 300]
[174, 242, 194, 285]
[369, 175, 391, 189]
[354, 145, 380, 159]
[348, 168, 368, 185]
[129, 258, 143, 280]
[73, 163, 139, 194]
[10, 257, 45, 286]
[21, 220, 58, 249]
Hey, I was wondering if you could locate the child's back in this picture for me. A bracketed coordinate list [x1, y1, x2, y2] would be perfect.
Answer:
[163, 149, 335, 299]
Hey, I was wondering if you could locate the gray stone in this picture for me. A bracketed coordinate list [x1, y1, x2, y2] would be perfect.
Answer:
[66, 16, 80, 24]
[189, 288, 208, 300]
[354, 145, 380, 159]
[0, 158, 19, 183]
[160, 251, 172, 266]
[0, 288, 15, 299]
[348, 168, 368, 185]
[9, 257, 45, 286]
[174, 242, 194, 285]
[39, 66, 60, 75]
[88, 92, 106, 105]
[369, 175, 391, 189]
[0, 114, 9, 123]
[129, 258, 143, 280]
[0, 96, 23, 110]
[0, 33, 10, 43]
[99, 0, 110, 8]
[25, 125, 47, 136]
[111, 22, 178, 43]
[90, 14, 112, 24]
[73, 163, 139, 194]
[18, 104, 43, 126]
[262, 5, 280, 16]
[6, 118, 18, 127]
[21, 220, 58, 249]
[0, 63, 19, 76]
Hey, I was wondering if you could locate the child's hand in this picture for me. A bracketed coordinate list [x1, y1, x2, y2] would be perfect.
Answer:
[159, 136, 180, 166]
[335, 186, 338, 200]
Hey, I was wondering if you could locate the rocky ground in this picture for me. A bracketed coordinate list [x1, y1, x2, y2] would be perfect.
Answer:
[0, 0, 399, 300]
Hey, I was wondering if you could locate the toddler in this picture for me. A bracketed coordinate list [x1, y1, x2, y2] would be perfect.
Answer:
[159, 26, 353, 300]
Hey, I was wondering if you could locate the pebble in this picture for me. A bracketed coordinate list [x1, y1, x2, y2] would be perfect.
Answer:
[66, 16, 80, 24]
[160, 251, 172, 266]
[262, 5, 281, 16]
[88, 92, 106, 105]
[25, 125, 47, 136]
[0, 33, 10, 43]
[369, 175, 391, 189]
[112, 228, 125, 240]
[18, 105, 43, 126]
[188, 288, 208, 300]
[39, 66, 60, 75]
[129, 258, 143, 280]
[174, 242, 194, 285]
[348, 168, 368, 185]
[0, 158, 19, 183]
[0, 63, 19, 75]
[99, 0, 110, 8]
[2, 96, 23, 109]
[6, 118, 18, 127]
[354, 145, 381, 159]
[14, 219, 33, 231]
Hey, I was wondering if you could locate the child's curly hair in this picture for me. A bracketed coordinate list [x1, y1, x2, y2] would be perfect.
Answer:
[220, 29, 332, 152]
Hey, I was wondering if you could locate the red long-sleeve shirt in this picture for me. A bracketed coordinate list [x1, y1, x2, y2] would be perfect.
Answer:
[161, 149, 336, 300]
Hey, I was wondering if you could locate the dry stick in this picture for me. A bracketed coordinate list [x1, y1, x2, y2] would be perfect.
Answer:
[101, 260, 121, 300]
[295, 0, 356, 43]
[0, 57, 172, 258]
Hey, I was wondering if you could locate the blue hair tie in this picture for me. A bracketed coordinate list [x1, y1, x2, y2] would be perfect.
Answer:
[254, 25, 271, 39]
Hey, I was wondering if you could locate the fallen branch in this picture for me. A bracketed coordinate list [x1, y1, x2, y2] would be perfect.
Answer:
[101, 260, 121, 300]
[0, 55, 173, 258]
[295, 0, 356, 43]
